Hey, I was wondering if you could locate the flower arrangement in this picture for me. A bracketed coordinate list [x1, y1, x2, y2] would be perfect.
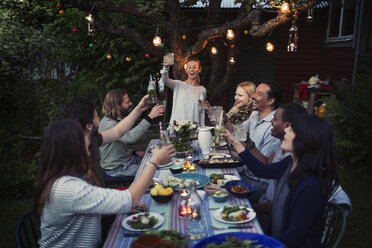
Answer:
[167, 120, 198, 153]
[167, 120, 198, 141]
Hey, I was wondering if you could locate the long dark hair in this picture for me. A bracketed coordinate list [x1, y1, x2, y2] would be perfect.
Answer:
[288, 115, 338, 197]
[34, 119, 100, 215]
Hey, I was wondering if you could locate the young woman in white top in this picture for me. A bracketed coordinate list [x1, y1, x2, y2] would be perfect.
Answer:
[161, 57, 207, 124]
[34, 119, 175, 248]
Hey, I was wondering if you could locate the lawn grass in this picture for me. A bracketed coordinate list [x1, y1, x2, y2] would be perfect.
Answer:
[0, 199, 32, 248]
[337, 165, 372, 248]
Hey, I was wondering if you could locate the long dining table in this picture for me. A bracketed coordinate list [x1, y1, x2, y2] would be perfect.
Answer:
[103, 139, 263, 248]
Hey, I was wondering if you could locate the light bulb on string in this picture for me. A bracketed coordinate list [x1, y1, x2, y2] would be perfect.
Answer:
[243, 30, 249, 35]
[182, 34, 187, 40]
[152, 27, 162, 47]
[211, 46, 218, 55]
[266, 42, 274, 52]
[226, 22, 235, 40]
[85, 13, 95, 36]
[228, 56, 235, 65]
[306, 8, 314, 23]
[280, 1, 290, 14]
[287, 20, 298, 53]
[126, 57, 131, 62]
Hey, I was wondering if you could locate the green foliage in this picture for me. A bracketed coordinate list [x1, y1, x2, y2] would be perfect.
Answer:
[323, 71, 372, 168]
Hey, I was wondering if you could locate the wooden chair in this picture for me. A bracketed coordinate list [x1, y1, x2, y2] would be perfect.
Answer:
[16, 211, 40, 248]
[321, 203, 346, 248]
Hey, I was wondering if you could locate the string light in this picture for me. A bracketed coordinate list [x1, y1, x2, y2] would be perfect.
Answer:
[153, 27, 162, 47]
[228, 56, 235, 65]
[243, 30, 249, 35]
[266, 42, 274, 52]
[280, 1, 290, 14]
[126, 57, 131, 62]
[85, 13, 95, 36]
[107, 54, 112, 60]
[145, 53, 150, 58]
[211, 46, 218, 55]
[306, 8, 314, 23]
[59, 10, 64, 15]
[226, 22, 235, 40]
[182, 34, 187, 40]
[287, 20, 298, 52]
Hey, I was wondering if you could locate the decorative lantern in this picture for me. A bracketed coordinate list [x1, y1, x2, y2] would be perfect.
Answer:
[287, 20, 298, 53]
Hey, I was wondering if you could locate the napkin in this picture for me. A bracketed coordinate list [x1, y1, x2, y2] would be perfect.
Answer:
[197, 190, 206, 199]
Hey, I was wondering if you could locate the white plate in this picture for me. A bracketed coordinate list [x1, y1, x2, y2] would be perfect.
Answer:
[159, 161, 174, 167]
[213, 206, 256, 224]
[210, 175, 240, 185]
[122, 212, 164, 232]
[210, 153, 231, 159]
[212, 141, 227, 148]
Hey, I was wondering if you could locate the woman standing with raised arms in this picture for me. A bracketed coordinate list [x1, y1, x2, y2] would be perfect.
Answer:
[161, 57, 206, 124]
[34, 119, 175, 248]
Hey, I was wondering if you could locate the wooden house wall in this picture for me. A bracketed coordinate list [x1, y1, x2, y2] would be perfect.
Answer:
[275, 8, 355, 103]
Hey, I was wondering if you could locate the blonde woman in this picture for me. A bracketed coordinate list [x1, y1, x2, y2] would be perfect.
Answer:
[227, 81, 256, 124]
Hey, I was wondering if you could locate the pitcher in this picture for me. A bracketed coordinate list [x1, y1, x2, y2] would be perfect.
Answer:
[197, 126, 213, 158]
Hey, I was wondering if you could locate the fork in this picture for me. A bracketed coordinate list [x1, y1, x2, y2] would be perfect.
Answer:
[210, 224, 252, 230]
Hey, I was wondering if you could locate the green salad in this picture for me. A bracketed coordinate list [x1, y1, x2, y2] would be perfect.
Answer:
[172, 139, 193, 152]
[205, 235, 262, 248]
[146, 230, 189, 248]
[126, 213, 158, 229]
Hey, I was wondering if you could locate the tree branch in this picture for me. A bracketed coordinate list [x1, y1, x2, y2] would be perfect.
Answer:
[249, 0, 323, 38]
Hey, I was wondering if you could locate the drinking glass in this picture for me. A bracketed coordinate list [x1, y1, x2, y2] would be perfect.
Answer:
[233, 124, 247, 142]
[164, 52, 174, 66]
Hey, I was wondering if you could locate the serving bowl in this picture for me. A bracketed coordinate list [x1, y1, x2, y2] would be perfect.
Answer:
[151, 192, 174, 203]
[224, 180, 256, 198]
[169, 165, 183, 174]
[212, 190, 229, 202]
[204, 184, 221, 195]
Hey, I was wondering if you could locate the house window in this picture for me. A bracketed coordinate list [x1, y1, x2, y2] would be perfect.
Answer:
[326, 0, 356, 42]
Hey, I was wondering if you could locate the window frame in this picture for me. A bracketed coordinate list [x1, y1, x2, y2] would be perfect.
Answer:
[325, 0, 356, 43]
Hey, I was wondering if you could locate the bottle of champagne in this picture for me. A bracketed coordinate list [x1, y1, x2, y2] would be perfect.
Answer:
[147, 74, 156, 103]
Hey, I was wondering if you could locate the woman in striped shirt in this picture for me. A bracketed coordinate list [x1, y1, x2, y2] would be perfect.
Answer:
[34, 119, 175, 248]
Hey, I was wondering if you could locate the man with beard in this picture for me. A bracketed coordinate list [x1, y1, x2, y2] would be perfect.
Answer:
[98, 89, 165, 182]
[60, 94, 154, 186]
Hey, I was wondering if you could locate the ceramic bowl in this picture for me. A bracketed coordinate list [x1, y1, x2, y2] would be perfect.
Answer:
[212, 190, 229, 202]
[169, 165, 183, 174]
[151, 192, 173, 204]
[204, 184, 221, 195]
[225, 180, 256, 198]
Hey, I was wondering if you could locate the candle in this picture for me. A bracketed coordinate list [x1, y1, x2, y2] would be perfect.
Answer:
[180, 190, 188, 198]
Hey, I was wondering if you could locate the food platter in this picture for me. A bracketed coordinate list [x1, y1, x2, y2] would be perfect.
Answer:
[193, 157, 244, 168]
[161, 173, 209, 191]
[213, 206, 256, 224]
[122, 212, 164, 232]
[209, 174, 240, 185]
